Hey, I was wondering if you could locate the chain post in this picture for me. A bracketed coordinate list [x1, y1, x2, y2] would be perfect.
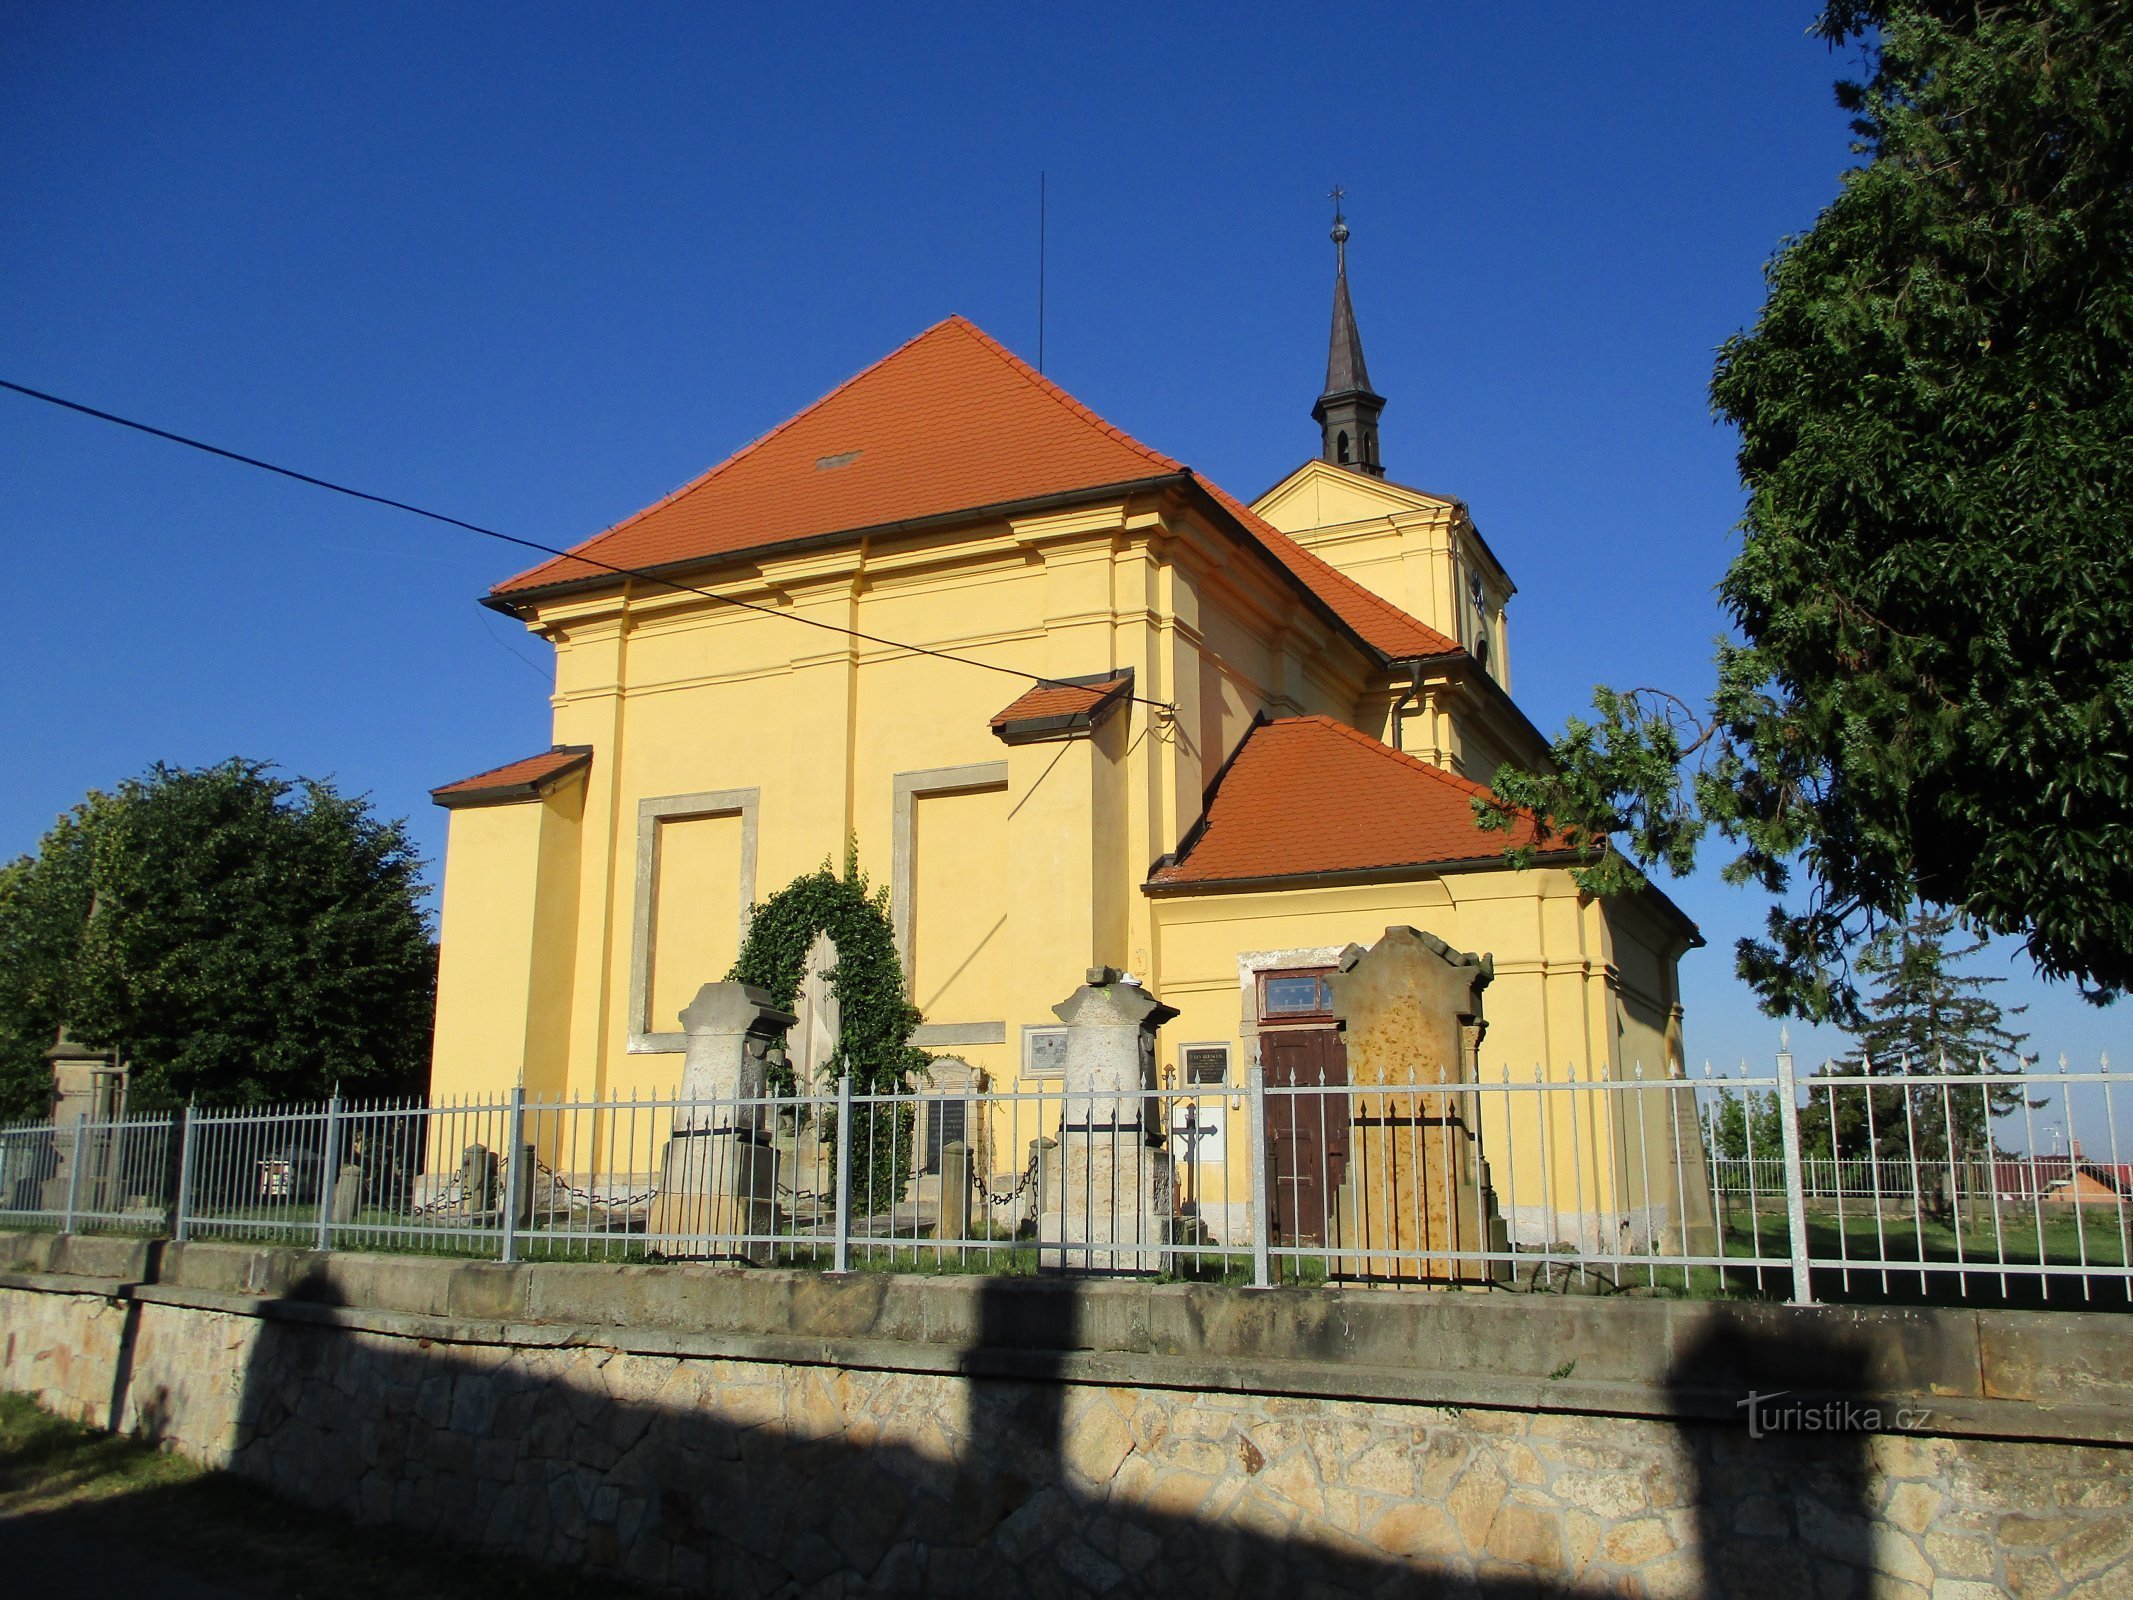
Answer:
[1247, 1062, 1271, 1289]
[499, 1085, 526, 1264]
[316, 1093, 344, 1253]
[173, 1102, 198, 1242]
[832, 1074, 853, 1273]
[1774, 1036, 1817, 1306]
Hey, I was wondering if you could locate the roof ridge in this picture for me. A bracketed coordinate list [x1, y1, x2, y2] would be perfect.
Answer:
[496, 316, 977, 591]
[946, 318, 1185, 477]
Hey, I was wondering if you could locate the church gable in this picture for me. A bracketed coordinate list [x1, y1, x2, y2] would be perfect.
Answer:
[1252, 458, 1459, 536]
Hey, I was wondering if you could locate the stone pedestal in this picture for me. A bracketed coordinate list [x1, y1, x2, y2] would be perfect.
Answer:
[645, 983, 793, 1262]
[1325, 927, 1499, 1286]
[1040, 968, 1177, 1274]
[41, 1028, 125, 1215]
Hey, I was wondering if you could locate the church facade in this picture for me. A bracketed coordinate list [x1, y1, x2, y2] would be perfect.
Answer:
[427, 228, 1700, 1173]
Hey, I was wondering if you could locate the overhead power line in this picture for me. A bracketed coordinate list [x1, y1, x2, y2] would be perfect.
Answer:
[0, 376, 1174, 710]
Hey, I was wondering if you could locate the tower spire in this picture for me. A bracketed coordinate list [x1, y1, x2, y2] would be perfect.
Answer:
[1313, 186, 1386, 477]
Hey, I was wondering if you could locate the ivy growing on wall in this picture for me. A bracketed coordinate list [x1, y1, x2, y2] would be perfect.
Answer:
[727, 851, 922, 1215]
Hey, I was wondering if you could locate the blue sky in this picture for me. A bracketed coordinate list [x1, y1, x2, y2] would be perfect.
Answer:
[2, 3, 2119, 1097]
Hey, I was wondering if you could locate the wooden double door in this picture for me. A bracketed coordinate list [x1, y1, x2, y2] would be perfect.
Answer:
[1260, 1027, 1351, 1247]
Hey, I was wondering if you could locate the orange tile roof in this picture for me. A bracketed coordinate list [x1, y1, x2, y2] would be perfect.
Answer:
[1147, 717, 1554, 889]
[489, 316, 1463, 662]
[431, 746, 592, 807]
[989, 672, 1134, 734]
[493, 317, 1177, 596]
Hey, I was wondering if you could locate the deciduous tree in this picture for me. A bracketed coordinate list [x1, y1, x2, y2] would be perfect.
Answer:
[0, 760, 435, 1116]
[1482, 0, 2133, 1019]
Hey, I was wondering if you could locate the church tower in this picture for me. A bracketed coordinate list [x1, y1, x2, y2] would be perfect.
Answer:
[1312, 191, 1386, 477]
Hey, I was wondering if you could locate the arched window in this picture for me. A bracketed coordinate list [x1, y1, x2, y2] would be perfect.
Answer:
[1336, 429, 1351, 464]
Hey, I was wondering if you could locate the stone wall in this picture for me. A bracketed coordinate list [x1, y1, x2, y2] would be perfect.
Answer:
[2, 1233, 2128, 1598]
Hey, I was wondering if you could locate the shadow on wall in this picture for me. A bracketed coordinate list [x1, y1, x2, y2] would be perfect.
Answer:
[1663, 1315, 1875, 1597]
[89, 1270, 1898, 1598]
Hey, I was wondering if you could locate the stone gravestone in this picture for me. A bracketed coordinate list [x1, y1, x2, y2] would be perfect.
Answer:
[645, 982, 793, 1262]
[791, 929, 841, 1087]
[1325, 926, 1500, 1285]
[1040, 967, 1177, 1274]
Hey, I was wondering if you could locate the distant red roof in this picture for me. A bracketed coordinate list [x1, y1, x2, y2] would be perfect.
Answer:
[489, 316, 1462, 664]
[1146, 717, 1555, 890]
[989, 672, 1135, 742]
[431, 746, 592, 808]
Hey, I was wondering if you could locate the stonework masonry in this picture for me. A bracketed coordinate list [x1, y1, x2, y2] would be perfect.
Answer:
[1, 1231, 2128, 1598]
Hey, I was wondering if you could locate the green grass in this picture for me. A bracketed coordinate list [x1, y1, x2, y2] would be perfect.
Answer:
[0, 1393, 659, 1599]
[1707, 1196, 2130, 1310]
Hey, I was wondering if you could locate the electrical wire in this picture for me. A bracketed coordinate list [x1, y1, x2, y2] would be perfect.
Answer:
[0, 376, 1175, 711]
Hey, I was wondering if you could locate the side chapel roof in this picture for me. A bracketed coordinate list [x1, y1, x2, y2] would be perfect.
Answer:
[488, 318, 1461, 662]
[1147, 716, 1558, 891]
[431, 745, 593, 808]
[989, 671, 1136, 744]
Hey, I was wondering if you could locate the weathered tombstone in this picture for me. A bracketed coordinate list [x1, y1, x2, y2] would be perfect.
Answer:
[1326, 926, 1498, 1285]
[1040, 967, 1177, 1274]
[645, 982, 792, 1262]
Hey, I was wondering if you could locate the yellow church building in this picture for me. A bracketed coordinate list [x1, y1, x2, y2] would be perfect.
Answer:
[427, 218, 1702, 1248]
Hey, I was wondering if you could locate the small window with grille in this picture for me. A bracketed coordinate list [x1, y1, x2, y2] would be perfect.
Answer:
[1259, 969, 1335, 1023]
[1181, 1044, 1230, 1086]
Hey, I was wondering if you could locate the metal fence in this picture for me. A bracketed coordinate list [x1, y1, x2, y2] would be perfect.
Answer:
[1, 1048, 2125, 1306]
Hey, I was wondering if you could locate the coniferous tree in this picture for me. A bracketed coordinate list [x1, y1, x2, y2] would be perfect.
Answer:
[1804, 909, 2031, 1163]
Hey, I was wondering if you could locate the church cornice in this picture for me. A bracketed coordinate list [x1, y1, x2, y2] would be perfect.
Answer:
[482, 471, 1195, 618]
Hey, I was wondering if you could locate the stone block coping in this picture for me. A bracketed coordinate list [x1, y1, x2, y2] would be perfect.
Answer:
[1, 1229, 2125, 1447]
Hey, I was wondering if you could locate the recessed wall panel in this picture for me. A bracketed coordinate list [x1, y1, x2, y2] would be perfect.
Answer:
[647, 812, 745, 1033]
[912, 784, 1009, 1024]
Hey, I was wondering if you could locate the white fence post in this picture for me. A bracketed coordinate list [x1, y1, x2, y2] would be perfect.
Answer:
[62, 1118, 85, 1233]
[316, 1093, 343, 1253]
[499, 1086, 526, 1264]
[173, 1103, 198, 1242]
[1773, 1038, 1817, 1306]
[832, 1073, 853, 1273]
[1247, 1062, 1271, 1289]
